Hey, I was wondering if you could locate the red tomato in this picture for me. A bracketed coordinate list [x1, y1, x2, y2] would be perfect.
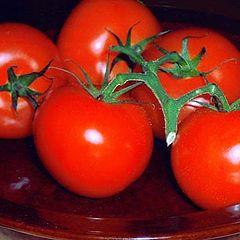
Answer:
[131, 27, 240, 139]
[171, 108, 240, 209]
[57, 0, 162, 85]
[0, 23, 67, 139]
[33, 86, 153, 198]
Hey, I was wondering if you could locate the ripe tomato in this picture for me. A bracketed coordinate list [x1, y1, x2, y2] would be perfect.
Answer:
[131, 27, 240, 139]
[171, 108, 240, 209]
[57, 0, 162, 85]
[0, 23, 67, 139]
[33, 86, 153, 198]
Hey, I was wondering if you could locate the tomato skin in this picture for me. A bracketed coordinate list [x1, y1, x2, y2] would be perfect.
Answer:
[0, 23, 67, 138]
[0, 93, 34, 138]
[131, 27, 240, 139]
[145, 27, 240, 102]
[57, 0, 162, 85]
[33, 86, 153, 198]
[131, 84, 204, 139]
[171, 108, 240, 209]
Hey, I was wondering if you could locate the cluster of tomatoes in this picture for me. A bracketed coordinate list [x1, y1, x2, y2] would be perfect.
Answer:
[1, 0, 240, 210]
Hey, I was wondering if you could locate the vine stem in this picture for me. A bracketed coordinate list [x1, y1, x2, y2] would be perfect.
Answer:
[54, 33, 232, 146]
[163, 83, 230, 145]
[108, 43, 231, 145]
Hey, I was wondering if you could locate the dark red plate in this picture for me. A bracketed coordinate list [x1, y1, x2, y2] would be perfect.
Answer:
[0, 1, 240, 239]
[0, 137, 240, 240]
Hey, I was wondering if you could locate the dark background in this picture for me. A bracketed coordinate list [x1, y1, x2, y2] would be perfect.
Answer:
[1, 0, 240, 32]
[0, 0, 80, 30]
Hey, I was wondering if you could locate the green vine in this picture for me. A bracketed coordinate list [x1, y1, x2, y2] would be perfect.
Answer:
[102, 31, 233, 145]
[58, 28, 235, 146]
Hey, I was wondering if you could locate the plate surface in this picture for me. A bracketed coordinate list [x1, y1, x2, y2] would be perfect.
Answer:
[0, 1, 240, 239]
[0, 137, 240, 239]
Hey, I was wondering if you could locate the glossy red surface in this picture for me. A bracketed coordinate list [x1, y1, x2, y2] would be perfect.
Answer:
[0, 0, 240, 239]
[0, 138, 240, 239]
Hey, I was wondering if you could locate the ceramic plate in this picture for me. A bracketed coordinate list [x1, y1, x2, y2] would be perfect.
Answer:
[0, 1, 240, 239]
[0, 137, 240, 239]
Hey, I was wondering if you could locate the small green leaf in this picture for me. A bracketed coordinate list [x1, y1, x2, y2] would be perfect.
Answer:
[102, 51, 112, 89]
[126, 22, 139, 46]
[107, 28, 123, 46]
[19, 60, 52, 86]
[181, 37, 190, 61]
[136, 30, 170, 54]
[7, 66, 17, 83]
[0, 61, 53, 111]
[111, 81, 143, 99]
[154, 43, 169, 55]
[78, 67, 96, 90]
[191, 47, 206, 69]
[11, 90, 18, 111]
[230, 99, 240, 111]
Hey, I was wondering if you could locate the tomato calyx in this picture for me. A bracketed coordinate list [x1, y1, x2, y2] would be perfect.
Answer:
[157, 37, 207, 79]
[69, 28, 233, 145]
[51, 28, 167, 104]
[108, 32, 233, 146]
[58, 27, 236, 146]
[0, 61, 52, 111]
[108, 24, 169, 71]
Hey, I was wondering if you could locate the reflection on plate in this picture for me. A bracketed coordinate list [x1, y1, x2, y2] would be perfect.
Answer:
[0, 137, 240, 239]
[0, 1, 240, 239]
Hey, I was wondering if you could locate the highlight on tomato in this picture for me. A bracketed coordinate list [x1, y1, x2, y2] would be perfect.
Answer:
[0, 22, 67, 139]
[57, 0, 162, 86]
[171, 108, 240, 209]
[33, 86, 153, 198]
[131, 27, 240, 139]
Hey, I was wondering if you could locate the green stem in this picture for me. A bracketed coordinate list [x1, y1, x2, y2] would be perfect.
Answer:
[0, 85, 10, 92]
[107, 47, 228, 145]
[230, 99, 240, 111]
[63, 31, 235, 147]
[111, 46, 145, 66]
[179, 83, 230, 111]
[109, 39, 233, 146]
[105, 47, 183, 101]
[162, 83, 231, 146]
[101, 72, 148, 101]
